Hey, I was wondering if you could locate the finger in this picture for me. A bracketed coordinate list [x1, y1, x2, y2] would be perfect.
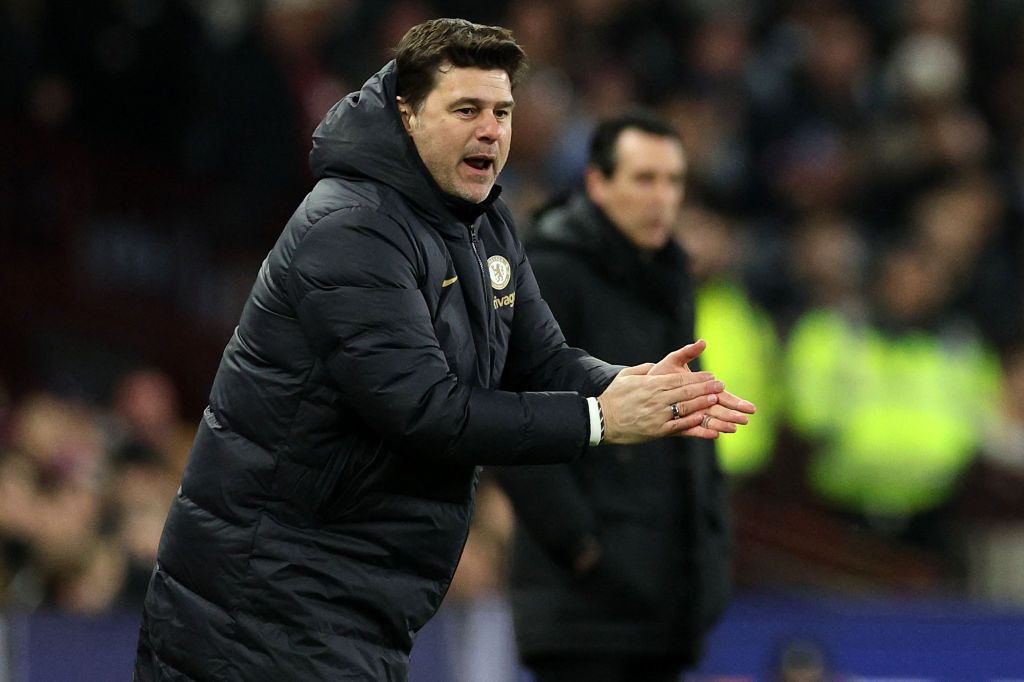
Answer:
[662, 380, 724, 407]
[651, 340, 707, 375]
[681, 411, 726, 437]
[667, 419, 720, 439]
[649, 372, 718, 392]
[706, 404, 750, 426]
[618, 363, 656, 377]
[716, 390, 756, 414]
[703, 415, 738, 433]
[650, 372, 717, 390]
[659, 410, 705, 436]
[667, 390, 721, 420]
[667, 339, 706, 366]
[679, 425, 721, 439]
[678, 370, 716, 385]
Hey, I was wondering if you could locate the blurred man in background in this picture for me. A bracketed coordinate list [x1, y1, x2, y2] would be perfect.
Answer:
[133, 19, 753, 682]
[498, 113, 736, 682]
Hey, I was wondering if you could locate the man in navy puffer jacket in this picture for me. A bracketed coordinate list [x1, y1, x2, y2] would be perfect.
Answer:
[134, 18, 755, 682]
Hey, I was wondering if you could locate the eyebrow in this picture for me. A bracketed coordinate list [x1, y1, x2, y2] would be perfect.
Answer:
[450, 97, 516, 110]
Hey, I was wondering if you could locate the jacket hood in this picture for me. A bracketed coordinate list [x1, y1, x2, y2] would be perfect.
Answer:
[531, 193, 609, 256]
[530, 192, 691, 315]
[309, 61, 499, 226]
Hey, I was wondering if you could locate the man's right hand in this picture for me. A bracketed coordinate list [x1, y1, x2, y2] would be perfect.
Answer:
[596, 364, 723, 444]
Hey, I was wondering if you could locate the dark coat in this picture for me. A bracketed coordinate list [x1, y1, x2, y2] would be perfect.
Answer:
[497, 194, 733, 666]
[134, 63, 619, 682]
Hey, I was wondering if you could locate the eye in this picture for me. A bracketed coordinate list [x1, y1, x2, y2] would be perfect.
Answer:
[495, 109, 510, 119]
[455, 107, 476, 116]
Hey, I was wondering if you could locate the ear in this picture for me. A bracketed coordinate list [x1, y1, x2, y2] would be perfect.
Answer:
[585, 166, 608, 207]
[396, 96, 415, 136]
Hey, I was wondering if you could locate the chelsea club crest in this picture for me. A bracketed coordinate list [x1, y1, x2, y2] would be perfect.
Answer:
[487, 255, 512, 290]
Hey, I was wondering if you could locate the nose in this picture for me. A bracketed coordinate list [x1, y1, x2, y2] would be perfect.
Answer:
[476, 110, 504, 142]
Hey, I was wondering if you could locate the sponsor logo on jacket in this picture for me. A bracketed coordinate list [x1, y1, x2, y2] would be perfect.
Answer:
[493, 291, 516, 310]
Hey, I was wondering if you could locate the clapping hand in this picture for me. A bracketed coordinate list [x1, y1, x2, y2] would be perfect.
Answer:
[647, 339, 756, 439]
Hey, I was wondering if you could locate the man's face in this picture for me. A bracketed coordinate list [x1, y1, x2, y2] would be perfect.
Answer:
[398, 65, 513, 204]
[587, 129, 686, 251]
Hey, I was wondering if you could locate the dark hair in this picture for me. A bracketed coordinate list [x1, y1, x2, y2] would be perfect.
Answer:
[589, 111, 683, 177]
[395, 18, 528, 111]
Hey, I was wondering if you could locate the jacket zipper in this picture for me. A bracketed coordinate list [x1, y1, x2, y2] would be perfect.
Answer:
[469, 223, 490, 303]
[469, 222, 493, 380]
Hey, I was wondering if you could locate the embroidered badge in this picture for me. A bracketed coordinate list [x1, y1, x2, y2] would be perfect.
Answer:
[487, 255, 512, 290]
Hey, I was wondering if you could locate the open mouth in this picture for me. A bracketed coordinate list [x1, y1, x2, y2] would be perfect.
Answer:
[463, 155, 495, 172]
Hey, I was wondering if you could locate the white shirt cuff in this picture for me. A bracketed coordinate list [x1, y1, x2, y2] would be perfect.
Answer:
[586, 397, 603, 446]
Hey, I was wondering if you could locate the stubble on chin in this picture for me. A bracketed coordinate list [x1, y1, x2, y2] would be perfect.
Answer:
[454, 176, 495, 204]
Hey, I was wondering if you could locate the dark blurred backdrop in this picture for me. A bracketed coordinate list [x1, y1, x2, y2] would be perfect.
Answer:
[1, 0, 1023, 657]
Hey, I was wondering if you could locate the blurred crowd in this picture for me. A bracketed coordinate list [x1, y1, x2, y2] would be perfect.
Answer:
[0, 371, 187, 613]
[2, 0, 1024, 616]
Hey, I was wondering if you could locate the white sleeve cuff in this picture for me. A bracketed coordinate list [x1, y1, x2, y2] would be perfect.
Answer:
[586, 397, 603, 446]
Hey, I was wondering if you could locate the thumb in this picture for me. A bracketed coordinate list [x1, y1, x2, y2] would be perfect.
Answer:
[669, 339, 707, 366]
[618, 363, 656, 377]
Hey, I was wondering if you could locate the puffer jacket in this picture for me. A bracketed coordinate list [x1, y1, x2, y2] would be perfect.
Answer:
[498, 194, 733, 667]
[134, 62, 619, 682]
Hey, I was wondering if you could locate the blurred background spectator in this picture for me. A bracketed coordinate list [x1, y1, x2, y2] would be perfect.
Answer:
[1, 0, 1023, 669]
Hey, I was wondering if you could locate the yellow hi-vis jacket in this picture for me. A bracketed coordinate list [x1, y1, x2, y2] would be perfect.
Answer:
[785, 308, 1003, 518]
[696, 278, 781, 477]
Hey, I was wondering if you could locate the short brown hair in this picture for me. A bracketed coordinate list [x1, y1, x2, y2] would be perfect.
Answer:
[395, 18, 528, 111]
